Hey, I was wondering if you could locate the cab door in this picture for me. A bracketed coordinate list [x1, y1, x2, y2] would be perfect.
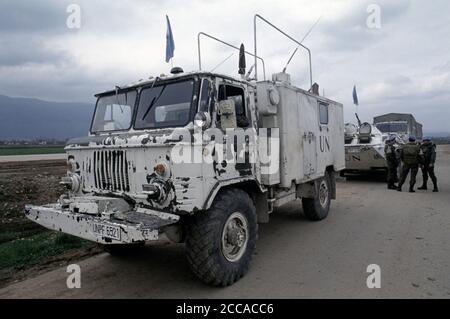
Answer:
[215, 81, 255, 179]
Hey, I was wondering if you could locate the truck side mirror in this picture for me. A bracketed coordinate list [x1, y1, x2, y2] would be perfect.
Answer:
[218, 99, 237, 130]
[194, 112, 211, 130]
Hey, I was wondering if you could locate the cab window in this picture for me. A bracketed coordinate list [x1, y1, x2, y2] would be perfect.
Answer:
[134, 80, 195, 129]
[218, 84, 249, 128]
[91, 91, 137, 133]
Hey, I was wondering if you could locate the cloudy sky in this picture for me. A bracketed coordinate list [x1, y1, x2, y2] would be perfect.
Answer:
[1, 0, 449, 132]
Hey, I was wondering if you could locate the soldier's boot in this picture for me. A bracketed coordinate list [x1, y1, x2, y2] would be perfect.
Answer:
[433, 183, 439, 193]
[409, 186, 416, 193]
[431, 176, 438, 192]
[397, 185, 403, 192]
[419, 171, 429, 190]
[418, 183, 427, 190]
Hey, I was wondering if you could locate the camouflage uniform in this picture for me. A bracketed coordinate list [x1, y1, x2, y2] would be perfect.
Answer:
[398, 142, 421, 192]
[384, 141, 398, 189]
[419, 142, 438, 192]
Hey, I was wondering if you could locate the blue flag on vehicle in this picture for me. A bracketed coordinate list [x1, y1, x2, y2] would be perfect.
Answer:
[165, 15, 175, 63]
[353, 85, 359, 106]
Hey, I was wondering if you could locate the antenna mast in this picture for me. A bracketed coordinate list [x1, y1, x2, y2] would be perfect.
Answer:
[282, 16, 322, 73]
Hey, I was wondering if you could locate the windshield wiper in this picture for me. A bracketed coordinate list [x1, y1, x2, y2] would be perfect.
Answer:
[141, 77, 160, 120]
[114, 86, 124, 113]
[141, 78, 167, 121]
[142, 96, 156, 120]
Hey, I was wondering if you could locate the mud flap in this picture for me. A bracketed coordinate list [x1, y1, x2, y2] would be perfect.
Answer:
[329, 171, 336, 200]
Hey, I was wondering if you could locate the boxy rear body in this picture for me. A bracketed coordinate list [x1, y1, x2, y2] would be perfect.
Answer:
[257, 76, 344, 188]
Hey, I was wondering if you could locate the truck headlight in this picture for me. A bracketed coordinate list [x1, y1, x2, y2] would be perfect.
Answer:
[154, 163, 167, 177]
[142, 179, 170, 203]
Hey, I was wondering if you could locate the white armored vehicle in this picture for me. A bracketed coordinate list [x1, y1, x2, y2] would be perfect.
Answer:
[25, 15, 344, 286]
[344, 121, 388, 174]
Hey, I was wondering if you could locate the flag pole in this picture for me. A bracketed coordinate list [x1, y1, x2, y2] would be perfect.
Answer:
[353, 85, 360, 123]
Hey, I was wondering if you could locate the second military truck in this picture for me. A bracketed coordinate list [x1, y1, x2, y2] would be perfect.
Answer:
[25, 15, 345, 286]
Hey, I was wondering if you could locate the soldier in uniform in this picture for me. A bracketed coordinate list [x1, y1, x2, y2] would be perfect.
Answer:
[397, 136, 421, 193]
[418, 137, 439, 192]
[385, 135, 399, 190]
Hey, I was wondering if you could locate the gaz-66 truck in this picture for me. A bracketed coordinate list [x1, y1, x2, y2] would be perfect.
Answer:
[26, 15, 344, 286]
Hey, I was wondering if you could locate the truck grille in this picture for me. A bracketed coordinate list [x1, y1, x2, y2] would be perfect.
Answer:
[93, 150, 130, 192]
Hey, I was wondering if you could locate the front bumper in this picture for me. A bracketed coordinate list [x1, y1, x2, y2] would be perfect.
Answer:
[25, 204, 179, 245]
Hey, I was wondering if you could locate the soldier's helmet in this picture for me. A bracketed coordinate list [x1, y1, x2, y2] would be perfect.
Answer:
[389, 135, 396, 142]
[423, 136, 432, 142]
[408, 135, 416, 142]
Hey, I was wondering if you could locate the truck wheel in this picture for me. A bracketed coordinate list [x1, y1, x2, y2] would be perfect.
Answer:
[186, 189, 257, 286]
[302, 173, 331, 221]
[103, 242, 145, 256]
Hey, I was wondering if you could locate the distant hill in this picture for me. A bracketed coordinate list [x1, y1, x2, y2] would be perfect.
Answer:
[425, 132, 450, 138]
[0, 95, 94, 140]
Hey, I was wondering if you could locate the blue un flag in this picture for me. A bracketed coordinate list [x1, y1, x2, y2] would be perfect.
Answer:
[353, 85, 359, 106]
[165, 15, 175, 63]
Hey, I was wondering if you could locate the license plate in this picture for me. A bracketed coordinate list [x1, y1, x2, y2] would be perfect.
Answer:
[92, 222, 121, 241]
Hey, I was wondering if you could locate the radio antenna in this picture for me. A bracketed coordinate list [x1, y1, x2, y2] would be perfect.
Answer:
[211, 53, 235, 72]
[282, 15, 322, 73]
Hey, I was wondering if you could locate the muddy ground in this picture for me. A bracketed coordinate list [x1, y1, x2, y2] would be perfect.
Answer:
[0, 160, 100, 287]
[0, 160, 66, 233]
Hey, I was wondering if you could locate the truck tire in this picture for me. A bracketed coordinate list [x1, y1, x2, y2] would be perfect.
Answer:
[186, 188, 257, 286]
[302, 173, 331, 221]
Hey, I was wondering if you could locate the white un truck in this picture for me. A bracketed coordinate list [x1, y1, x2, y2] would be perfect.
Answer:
[26, 15, 345, 286]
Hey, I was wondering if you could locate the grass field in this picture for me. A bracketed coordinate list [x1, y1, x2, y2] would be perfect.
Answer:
[0, 231, 92, 271]
[0, 160, 98, 286]
[0, 145, 65, 156]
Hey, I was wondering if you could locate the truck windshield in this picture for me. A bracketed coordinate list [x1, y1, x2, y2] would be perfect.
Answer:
[134, 79, 196, 129]
[91, 91, 137, 133]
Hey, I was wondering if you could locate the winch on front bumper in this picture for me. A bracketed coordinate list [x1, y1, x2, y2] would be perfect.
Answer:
[24, 196, 180, 245]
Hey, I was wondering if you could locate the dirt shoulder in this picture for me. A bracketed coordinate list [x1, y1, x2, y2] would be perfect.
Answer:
[0, 159, 100, 288]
